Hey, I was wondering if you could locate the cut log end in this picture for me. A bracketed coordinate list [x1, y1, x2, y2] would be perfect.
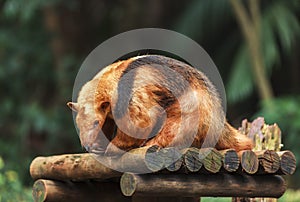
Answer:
[278, 151, 297, 175]
[32, 180, 47, 202]
[240, 150, 259, 174]
[144, 145, 164, 172]
[120, 172, 137, 196]
[200, 148, 222, 173]
[221, 149, 239, 172]
[183, 148, 202, 172]
[257, 150, 280, 173]
[161, 147, 183, 172]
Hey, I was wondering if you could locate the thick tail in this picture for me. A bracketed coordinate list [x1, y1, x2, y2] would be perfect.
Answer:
[216, 122, 253, 151]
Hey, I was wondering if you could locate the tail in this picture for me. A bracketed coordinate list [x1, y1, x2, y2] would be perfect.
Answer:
[216, 122, 253, 151]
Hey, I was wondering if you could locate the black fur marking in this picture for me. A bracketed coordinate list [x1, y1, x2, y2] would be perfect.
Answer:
[115, 55, 210, 119]
[152, 88, 176, 109]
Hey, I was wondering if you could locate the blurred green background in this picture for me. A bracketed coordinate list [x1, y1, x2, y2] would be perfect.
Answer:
[0, 0, 299, 201]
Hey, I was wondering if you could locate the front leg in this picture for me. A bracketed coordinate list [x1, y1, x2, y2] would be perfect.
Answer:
[105, 129, 145, 156]
[145, 117, 197, 149]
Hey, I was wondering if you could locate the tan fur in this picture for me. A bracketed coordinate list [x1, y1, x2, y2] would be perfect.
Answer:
[68, 55, 253, 155]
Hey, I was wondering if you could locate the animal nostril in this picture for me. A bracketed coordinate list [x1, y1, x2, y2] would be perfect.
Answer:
[93, 120, 99, 128]
[85, 145, 90, 152]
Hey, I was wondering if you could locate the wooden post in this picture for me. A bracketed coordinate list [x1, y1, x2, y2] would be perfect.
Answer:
[30, 153, 121, 181]
[120, 173, 286, 198]
[32, 179, 130, 202]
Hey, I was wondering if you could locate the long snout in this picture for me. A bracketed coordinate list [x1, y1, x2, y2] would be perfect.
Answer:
[80, 128, 110, 154]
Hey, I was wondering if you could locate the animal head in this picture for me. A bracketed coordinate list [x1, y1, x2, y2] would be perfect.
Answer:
[67, 79, 113, 153]
[67, 61, 125, 153]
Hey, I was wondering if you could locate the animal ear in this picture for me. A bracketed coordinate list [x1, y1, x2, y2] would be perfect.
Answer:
[67, 102, 79, 112]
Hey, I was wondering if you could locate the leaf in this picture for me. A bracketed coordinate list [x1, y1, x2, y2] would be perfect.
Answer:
[3, 0, 58, 22]
[175, 0, 231, 38]
[260, 6, 280, 72]
[226, 0, 300, 104]
[226, 45, 254, 103]
[269, 2, 300, 53]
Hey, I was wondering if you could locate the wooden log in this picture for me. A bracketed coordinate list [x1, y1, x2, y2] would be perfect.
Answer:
[132, 196, 199, 202]
[30, 146, 163, 181]
[108, 145, 164, 173]
[199, 148, 222, 173]
[30, 153, 121, 181]
[277, 150, 296, 175]
[238, 150, 259, 174]
[160, 147, 183, 172]
[232, 198, 277, 202]
[182, 148, 202, 172]
[220, 149, 239, 172]
[33, 179, 130, 202]
[255, 150, 280, 174]
[120, 173, 286, 198]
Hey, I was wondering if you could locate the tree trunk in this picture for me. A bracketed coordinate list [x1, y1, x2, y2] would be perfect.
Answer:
[229, 0, 274, 102]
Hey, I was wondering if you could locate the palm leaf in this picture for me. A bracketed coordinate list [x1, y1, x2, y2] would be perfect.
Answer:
[226, 45, 254, 103]
[269, 2, 300, 53]
[175, 0, 231, 38]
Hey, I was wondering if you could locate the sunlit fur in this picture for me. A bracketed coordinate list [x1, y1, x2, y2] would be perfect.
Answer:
[68, 55, 253, 155]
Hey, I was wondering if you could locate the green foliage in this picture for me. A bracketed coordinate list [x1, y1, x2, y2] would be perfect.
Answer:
[279, 189, 300, 202]
[175, 0, 231, 40]
[176, 0, 300, 188]
[3, 0, 45, 22]
[227, 0, 300, 103]
[0, 157, 32, 202]
[176, 0, 300, 104]
[256, 96, 300, 154]
[0, 0, 300, 193]
[0, 0, 80, 184]
[226, 45, 254, 103]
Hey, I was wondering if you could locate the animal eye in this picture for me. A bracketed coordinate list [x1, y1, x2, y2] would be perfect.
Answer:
[93, 120, 99, 128]
[99, 102, 110, 112]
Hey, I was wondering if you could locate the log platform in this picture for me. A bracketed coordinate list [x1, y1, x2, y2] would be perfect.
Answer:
[29, 117, 297, 202]
[30, 147, 296, 202]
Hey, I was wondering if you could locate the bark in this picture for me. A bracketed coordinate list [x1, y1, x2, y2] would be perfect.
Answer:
[229, 0, 274, 101]
[120, 173, 286, 198]
[32, 179, 130, 202]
